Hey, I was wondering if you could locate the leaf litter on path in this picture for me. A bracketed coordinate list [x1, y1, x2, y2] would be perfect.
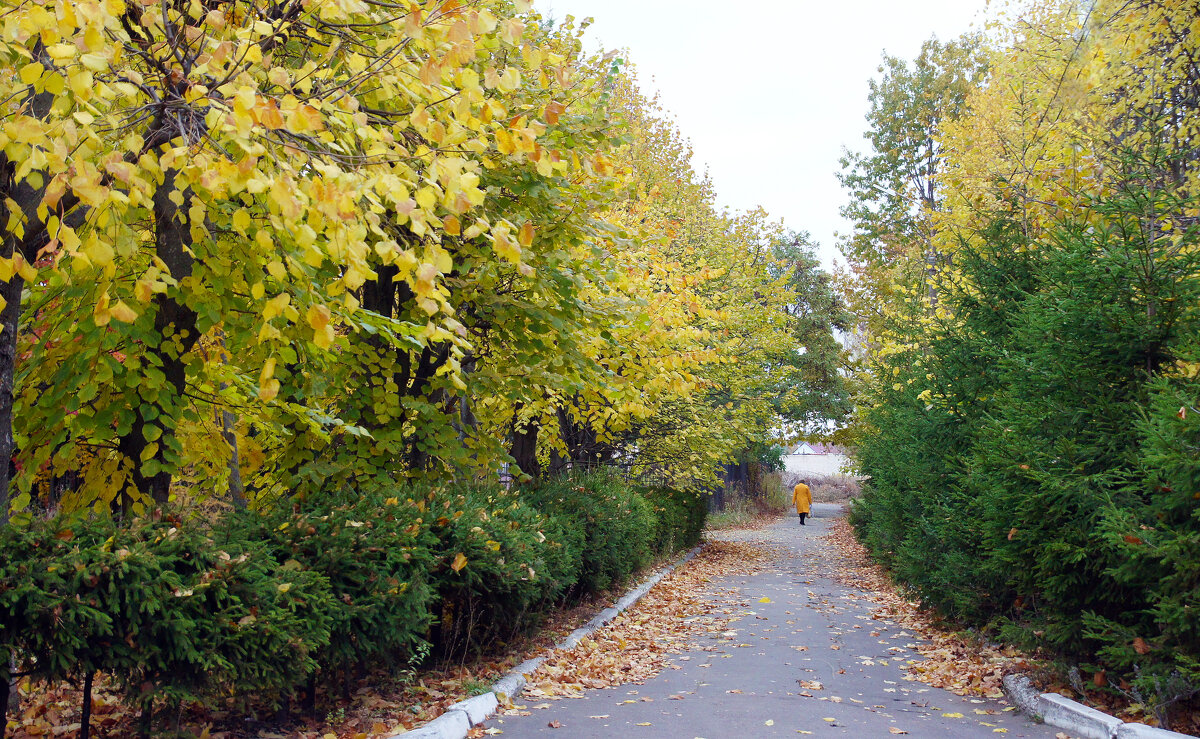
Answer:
[522, 540, 777, 699]
[824, 518, 1033, 700]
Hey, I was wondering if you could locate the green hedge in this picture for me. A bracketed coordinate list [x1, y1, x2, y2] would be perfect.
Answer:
[0, 473, 707, 733]
[227, 487, 436, 676]
[0, 514, 333, 718]
[636, 485, 707, 554]
[426, 484, 579, 655]
[523, 472, 657, 595]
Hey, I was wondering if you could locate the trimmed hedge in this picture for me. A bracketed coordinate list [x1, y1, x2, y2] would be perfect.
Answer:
[227, 487, 437, 675]
[0, 473, 707, 733]
[0, 513, 333, 718]
[523, 473, 657, 595]
[426, 484, 578, 656]
[637, 485, 707, 554]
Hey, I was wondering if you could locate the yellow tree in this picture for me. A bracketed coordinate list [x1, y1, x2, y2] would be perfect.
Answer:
[0, 0, 618, 516]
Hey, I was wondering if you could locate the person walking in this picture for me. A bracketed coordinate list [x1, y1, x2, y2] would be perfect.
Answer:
[793, 480, 812, 525]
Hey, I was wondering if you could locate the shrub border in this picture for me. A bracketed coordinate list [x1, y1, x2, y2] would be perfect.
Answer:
[1001, 674, 1191, 739]
[389, 543, 706, 739]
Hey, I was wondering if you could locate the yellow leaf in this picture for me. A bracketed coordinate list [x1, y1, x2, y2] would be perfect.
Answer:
[19, 63, 43, 85]
[93, 291, 111, 326]
[232, 209, 251, 234]
[109, 301, 138, 323]
[79, 53, 107, 72]
[942, 712, 964, 718]
[519, 221, 534, 247]
[758, 597, 772, 603]
[82, 237, 113, 269]
[451, 552, 467, 572]
[313, 324, 335, 349]
[306, 304, 331, 330]
[493, 229, 520, 263]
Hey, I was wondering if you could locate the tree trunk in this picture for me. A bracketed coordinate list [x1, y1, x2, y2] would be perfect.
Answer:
[509, 404, 539, 480]
[114, 167, 200, 511]
[221, 407, 246, 510]
[0, 275, 23, 525]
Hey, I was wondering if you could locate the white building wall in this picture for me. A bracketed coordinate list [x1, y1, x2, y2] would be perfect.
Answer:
[783, 454, 849, 477]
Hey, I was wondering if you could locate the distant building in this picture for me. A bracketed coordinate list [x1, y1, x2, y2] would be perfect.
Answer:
[783, 442, 851, 477]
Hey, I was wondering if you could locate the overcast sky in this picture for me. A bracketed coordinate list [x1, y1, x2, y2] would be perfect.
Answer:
[542, 0, 993, 270]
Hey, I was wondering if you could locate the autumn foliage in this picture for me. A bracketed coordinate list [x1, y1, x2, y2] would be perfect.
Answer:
[0, 0, 849, 731]
[844, 0, 1200, 726]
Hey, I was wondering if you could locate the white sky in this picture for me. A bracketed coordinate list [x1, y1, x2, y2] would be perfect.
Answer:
[541, 0, 993, 270]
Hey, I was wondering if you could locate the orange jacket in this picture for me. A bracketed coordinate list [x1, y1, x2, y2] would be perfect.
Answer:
[793, 483, 812, 515]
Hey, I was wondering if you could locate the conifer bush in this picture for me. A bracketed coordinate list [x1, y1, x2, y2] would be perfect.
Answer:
[0, 513, 333, 728]
[426, 484, 578, 655]
[851, 181, 1200, 711]
[636, 485, 707, 553]
[524, 473, 658, 595]
[228, 487, 437, 675]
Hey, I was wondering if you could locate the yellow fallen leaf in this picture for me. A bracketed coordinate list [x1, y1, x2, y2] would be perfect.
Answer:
[823, 717, 836, 722]
[993, 730, 1008, 734]
[943, 712, 964, 718]
[451, 552, 468, 572]
[889, 729, 909, 735]
[758, 597, 772, 603]
[636, 722, 652, 726]
[765, 719, 775, 726]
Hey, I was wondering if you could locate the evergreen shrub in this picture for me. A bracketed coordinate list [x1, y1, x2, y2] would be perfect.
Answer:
[636, 485, 707, 553]
[425, 484, 578, 655]
[524, 472, 657, 595]
[229, 486, 437, 674]
[0, 513, 333, 721]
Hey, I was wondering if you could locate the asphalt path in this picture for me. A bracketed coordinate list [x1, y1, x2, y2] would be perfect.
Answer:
[484, 504, 1066, 738]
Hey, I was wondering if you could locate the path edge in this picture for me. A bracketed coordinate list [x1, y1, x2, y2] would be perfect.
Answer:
[1001, 674, 1191, 739]
[388, 543, 706, 738]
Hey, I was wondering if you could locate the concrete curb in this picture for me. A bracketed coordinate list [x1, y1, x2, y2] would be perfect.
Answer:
[1001, 673, 1192, 739]
[388, 543, 706, 738]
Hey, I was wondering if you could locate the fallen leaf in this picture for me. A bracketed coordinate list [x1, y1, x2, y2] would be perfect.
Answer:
[547, 720, 562, 728]
[758, 597, 772, 603]
[942, 712, 964, 718]
[889, 729, 909, 735]
[765, 719, 775, 726]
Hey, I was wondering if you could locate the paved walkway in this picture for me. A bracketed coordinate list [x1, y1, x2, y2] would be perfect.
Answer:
[485, 504, 1064, 738]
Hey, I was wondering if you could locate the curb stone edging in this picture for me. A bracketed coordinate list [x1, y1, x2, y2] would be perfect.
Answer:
[387, 543, 706, 738]
[1001, 673, 1192, 739]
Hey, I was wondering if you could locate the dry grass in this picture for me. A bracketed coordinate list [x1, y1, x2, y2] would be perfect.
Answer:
[781, 472, 862, 503]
